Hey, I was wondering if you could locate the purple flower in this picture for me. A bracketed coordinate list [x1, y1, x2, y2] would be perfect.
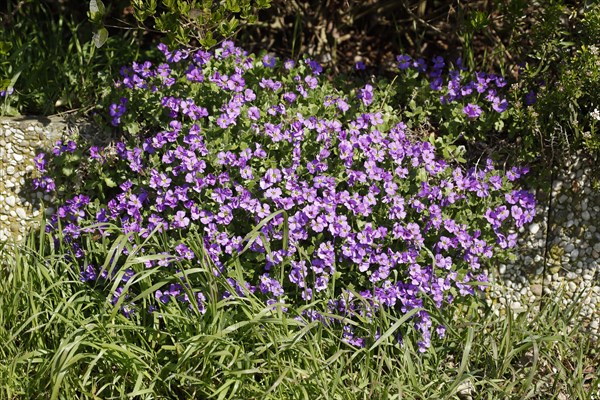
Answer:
[492, 98, 508, 113]
[247, 106, 260, 121]
[358, 84, 374, 107]
[463, 103, 482, 119]
[306, 59, 323, 75]
[284, 59, 295, 70]
[525, 90, 536, 106]
[259, 78, 282, 91]
[80, 264, 97, 282]
[33, 153, 47, 172]
[262, 54, 277, 68]
[396, 55, 411, 70]
[172, 210, 190, 229]
[0, 87, 14, 96]
[413, 58, 427, 72]
[436, 325, 446, 338]
[175, 243, 195, 260]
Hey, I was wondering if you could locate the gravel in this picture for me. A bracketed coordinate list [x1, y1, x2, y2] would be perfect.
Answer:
[485, 150, 600, 338]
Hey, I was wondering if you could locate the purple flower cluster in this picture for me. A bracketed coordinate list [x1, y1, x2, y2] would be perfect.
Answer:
[396, 54, 510, 119]
[37, 41, 536, 351]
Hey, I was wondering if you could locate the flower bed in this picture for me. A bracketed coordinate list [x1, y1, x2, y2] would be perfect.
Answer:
[33, 41, 536, 351]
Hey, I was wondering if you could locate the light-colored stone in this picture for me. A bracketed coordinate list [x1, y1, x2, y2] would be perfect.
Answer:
[5, 195, 16, 207]
[571, 249, 579, 260]
[529, 223, 541, 236]
[15, 207, 27, 219]
[531, 284, 543, 297]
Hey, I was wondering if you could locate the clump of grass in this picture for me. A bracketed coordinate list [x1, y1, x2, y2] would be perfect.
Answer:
[1, 219, 598, 399]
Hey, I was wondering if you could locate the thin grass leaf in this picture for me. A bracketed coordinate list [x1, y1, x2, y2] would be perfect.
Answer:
[368, 307, 421, 352]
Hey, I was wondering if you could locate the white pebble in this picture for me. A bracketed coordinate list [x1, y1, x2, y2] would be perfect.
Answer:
[5, 195, 15, 207]
[529, 223, 540, 236]
[15, 207, 27, 219]
[571, 249, 579, 259]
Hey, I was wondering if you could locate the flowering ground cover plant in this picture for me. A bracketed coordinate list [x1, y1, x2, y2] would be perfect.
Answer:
[34, 41, 536, 351]
[388, 53, 517, 159]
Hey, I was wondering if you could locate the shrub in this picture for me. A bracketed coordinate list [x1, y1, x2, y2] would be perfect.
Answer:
[34, 41, 536, 351]
[514, 2, 600, 159]
[484, 1, 600, 163]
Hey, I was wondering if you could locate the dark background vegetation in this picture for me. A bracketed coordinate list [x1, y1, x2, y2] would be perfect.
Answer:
[1, 0, 592, 76]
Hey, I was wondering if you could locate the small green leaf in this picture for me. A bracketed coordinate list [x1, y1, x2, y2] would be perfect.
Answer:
[200, 35, 217, 48]
[104, 177, 117, 187]
[0, 41, 12, 56]
[127, 122, 140, 135]
[90, 0, 105, 14]
[92, 27, 109, 48]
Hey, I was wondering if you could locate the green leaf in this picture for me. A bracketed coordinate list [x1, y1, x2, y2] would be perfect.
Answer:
[0, 41, 12, 56]
[127, 122, 140, 135]
[92, 27, 108, 48]
[61, 167, 74, 177]
[104, 177, 117, 188]
[8, 70, 22, 88]
[200, 34, 217, 48]
[226, 0, 241, 12]
[89, 0, 105, 15]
